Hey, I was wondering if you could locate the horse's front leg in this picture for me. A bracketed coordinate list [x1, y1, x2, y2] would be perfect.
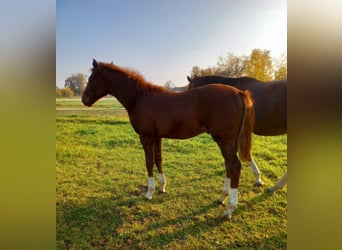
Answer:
[218, 177, 230, 205]
[154, 137, 166, 193]
[140, 135, 155, 200]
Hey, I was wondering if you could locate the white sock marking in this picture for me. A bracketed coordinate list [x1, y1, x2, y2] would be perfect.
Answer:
[250, 158, 264, 186]
[223, 188, 238, 219]
[268, 172, 287, 192]
[218, 178, 230, 204]
[145, 177, 155, 200]
[159, 173, 166, 193]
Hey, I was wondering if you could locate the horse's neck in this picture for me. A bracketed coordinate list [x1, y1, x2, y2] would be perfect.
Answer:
[106, 72, 141, 111]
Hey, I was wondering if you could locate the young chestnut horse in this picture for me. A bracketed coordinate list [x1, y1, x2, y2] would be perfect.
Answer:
[82, 59, 254, 219]
[187, 75, 287, 192]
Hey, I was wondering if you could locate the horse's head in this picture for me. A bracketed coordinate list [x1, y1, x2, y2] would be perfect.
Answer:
[186, 75, 195, 90]
[82, 59, 109, 106]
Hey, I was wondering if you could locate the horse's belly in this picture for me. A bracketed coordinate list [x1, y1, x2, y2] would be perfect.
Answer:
[159, 122, 206, 139]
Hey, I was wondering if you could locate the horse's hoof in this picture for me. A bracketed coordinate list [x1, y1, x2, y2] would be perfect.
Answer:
[217, 199, 225, 206]
[265, 187, 275, 193]
[145, 194, 153, 200]
[222, 214, 232, 220]
[159, 190, 166, 194]
[254, 181, 264, 187]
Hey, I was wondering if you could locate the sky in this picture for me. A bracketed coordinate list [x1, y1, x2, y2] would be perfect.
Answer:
[56, 0, 287, 87]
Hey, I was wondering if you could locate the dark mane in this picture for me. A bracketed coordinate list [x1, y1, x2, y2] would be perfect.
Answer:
[96, 62, 168, 94]
[193, 75, 257, 86]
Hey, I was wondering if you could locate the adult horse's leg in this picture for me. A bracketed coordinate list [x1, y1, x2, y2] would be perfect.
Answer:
[267, 172, 287, 193]
[214, 137, 241, 219]
[140, 135, 155, 200]
[249, 157, 265, 186]
[154, 137, 166, 193]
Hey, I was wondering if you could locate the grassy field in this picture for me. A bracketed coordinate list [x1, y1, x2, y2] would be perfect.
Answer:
[56, 97, 287, 249]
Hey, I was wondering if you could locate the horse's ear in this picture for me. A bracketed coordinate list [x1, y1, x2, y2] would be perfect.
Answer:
[92, 59, 98, 68]
[110, 61, 114, 64]
[187, 75, 192, 82]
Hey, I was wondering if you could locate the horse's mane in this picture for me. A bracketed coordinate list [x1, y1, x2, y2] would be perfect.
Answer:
[192, 75, 257, 85]
[97, 62, 168, 94]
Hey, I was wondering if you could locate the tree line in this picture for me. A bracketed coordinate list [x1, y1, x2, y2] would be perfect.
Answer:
[190, 48, 287, 82]
[56, 73, 87, 97]
[56, 48, 287, 97]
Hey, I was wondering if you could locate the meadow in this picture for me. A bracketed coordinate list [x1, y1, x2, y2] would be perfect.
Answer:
[56, 97, 287, 249]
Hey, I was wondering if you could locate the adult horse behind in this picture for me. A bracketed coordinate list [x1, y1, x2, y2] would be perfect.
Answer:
[187, 75, 287, 192]
[82, 59, 255, 219]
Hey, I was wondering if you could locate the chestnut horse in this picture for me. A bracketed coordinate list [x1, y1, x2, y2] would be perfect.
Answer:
[82, 59, 254, 219]
[187, 75, 287, 192]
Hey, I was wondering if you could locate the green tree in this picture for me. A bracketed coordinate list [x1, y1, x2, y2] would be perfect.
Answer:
[190, 66, 217, 77]
[58, 87, 74, 97]
[190, 66, 203, 77]
[216, 53, 247, 77]
[273, 54, 287, 80]
[244, 49, 274, 81]
[64, 73, 87, 96]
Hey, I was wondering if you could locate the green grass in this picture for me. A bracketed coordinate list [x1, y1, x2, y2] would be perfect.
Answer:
[56, 98, 287, 249]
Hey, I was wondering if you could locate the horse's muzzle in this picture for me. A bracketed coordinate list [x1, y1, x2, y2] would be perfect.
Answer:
[82, 96, 92, 107]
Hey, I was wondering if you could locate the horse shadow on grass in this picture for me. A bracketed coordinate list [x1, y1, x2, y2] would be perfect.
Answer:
[139, 190, 286, 249]
[57, 186, 286, 249]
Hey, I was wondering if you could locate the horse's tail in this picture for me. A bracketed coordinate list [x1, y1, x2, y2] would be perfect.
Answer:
[236, 90, 255, 162]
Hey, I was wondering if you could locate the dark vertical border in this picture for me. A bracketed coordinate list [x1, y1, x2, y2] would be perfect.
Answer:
[0, 0, 56, 249]
[288, 0, 342, 249]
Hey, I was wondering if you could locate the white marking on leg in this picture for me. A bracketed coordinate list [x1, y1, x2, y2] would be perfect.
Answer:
[218, 178, 230, 204]
[159, 173, 166, 193]
[145, 177, 155, 200]
[250, 158, 264, 186]
[268, 172, 287, 192]
[223, 188, 238, 219]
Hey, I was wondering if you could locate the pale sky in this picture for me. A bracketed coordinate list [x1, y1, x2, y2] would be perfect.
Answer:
[57, 0, 286, 87]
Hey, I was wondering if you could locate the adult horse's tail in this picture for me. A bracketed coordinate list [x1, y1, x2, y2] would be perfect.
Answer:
[237, 90, 255, 162]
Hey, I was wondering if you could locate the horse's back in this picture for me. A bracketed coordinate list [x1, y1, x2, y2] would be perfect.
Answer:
[237, 79, 287, 135]
[189, 77, 287, 136]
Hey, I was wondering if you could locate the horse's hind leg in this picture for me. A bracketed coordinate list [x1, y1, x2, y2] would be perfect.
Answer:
[250, 157, 265, 186]
[154, 137, 166, 193]
[267, 172, 287, 193]
[214, 137, 241, 220]
[222, 154, 242, 220]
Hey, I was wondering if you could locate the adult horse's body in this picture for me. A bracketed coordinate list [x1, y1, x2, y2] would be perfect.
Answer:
[187, 75, 287, 192]
[82, 60, 254, 219]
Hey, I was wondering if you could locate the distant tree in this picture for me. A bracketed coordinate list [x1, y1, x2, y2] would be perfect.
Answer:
[273, 53, 287, 80]
[189, 48, 286, 81]
[64, 73, 87, 96]
[164, 80, 175, 90]
[190, 66, 203, 77]
[56, 87, 74, 97]
[243, 49, 274, 81]
[216, 53, 247, 77]
[56, 88, 61, 97]
[190, 66, 218, 77]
